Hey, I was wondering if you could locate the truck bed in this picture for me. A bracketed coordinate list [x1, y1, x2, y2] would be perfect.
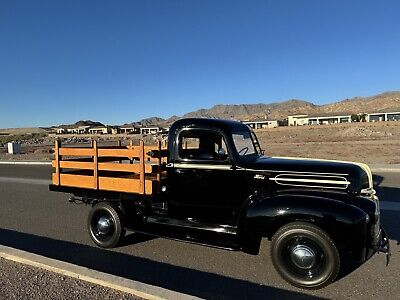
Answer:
[51, 140, 167, 195]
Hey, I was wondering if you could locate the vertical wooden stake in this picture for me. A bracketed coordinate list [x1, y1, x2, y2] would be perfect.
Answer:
[139, 140, 145, 194]
[117, 140, 122, 163]
[55, 140, 60, 185]
[157, 140, 162, 192]
[93, 140, 98, 189]
[129, 140, 133, 164]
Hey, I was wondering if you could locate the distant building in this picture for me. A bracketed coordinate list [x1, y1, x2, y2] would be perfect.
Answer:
[308, 114, 352, 125]
[367, 111, 400, 122]
[119, 125, 139, 134]
[288, 114, 352, 125]
[88, 126, 111, 135]
[56, 125, 90, 134]
[69, 126, 90, 134]
[288, 115, 309, 126]
[110, 127, 120, 134]
[243, 119, 278, 129]
[140, 126, 164, 135]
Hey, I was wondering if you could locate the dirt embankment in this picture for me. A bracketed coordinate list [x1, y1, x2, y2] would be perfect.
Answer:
[257, 121, 400, 164]
[0, 121, 399, 164]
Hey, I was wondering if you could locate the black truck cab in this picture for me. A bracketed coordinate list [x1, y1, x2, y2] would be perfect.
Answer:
[51, 117, 390, 289]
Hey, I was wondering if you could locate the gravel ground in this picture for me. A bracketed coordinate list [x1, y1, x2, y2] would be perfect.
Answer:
[0, 258, 141, 300]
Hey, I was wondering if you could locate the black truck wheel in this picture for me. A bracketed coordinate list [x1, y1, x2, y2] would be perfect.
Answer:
[270, 222, 340, 289]
[87, 202, 125, 248]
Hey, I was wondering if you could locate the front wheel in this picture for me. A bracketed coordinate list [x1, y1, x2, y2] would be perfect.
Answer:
[270, 222, 340, 289]
[87, 202, 125, 248]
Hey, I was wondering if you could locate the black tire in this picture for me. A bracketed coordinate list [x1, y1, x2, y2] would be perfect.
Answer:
[87, 202, 125, 248]
[270, 222, 340, 289]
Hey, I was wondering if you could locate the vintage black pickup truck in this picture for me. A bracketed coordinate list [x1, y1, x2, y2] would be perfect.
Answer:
[49, 118, 390, 289]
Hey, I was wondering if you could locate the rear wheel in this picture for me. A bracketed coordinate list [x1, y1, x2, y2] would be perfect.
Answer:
[88, 202, 125, 248]
[270, 222, 340, 289]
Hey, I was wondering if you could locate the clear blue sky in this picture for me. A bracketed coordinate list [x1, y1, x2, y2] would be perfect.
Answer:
[1, 0, 399, 128]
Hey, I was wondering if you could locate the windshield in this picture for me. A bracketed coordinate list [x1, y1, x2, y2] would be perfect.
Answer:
[232, 130, 259, 157]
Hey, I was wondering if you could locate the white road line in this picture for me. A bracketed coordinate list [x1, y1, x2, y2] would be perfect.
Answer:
[380, 201, 400, 212]
[0, 161, 51, 165]
[0, 177, 50, 185]
[0, 244, 200, 300]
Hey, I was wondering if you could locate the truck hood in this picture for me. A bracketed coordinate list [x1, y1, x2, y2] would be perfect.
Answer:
[240, 156, 373, 192]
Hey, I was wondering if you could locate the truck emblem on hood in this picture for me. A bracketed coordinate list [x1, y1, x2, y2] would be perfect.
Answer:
[254, 174, 265, 180]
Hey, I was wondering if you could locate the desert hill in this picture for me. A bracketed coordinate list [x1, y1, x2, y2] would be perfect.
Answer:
[53, 91, 400, 128]
[136, 91, 400, 125]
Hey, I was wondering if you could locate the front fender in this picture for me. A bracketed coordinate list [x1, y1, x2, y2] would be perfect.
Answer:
[239, 193, 369, 259]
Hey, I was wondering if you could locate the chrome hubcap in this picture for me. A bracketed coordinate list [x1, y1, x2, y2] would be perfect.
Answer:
[97, 216, 112, 235]
[290, 245, 317, 269]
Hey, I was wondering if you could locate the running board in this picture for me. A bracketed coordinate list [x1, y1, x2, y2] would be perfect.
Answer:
[146, 216, 237, 235]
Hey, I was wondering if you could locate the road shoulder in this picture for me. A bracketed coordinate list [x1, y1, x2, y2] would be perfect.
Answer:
[0, 244, 199, 300]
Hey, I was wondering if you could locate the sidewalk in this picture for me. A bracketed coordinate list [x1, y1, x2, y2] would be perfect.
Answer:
[0, 258, 139, 300]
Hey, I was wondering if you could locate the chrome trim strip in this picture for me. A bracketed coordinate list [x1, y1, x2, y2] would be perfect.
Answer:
[173, 163, 232, 170]
[236, 167, 349, 176]
[269, 173, 350, 189]
[272, 156, 372, 188]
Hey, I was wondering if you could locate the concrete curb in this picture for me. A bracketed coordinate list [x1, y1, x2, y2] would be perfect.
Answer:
[371, 168, 400, 173]
[370, 164, 400, 173]
[0, 161, 51, 165]
[0, 245, 201, 300]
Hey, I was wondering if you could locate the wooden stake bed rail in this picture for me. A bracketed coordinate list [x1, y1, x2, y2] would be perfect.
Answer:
[52, 140, 167, 195]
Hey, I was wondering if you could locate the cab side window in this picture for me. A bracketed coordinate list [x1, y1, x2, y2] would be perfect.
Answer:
[179, 129, 228, 161]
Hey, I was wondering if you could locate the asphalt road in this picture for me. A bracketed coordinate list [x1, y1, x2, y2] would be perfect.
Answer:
[0, 165, 399, 299]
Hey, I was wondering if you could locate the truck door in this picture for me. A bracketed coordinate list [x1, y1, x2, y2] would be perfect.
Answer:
[168, 128, 247, 224]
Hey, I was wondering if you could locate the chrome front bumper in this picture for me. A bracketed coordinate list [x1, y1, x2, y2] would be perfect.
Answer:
[376, 226, 391, 266]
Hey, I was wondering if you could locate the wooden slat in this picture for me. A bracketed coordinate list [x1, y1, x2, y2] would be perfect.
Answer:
[52, 173, 58, 185]
[54, 140, 60, 185]
[59, 174, 94, 189]
[52, 139, 163, 195]
[98, 162, 154, 173]
[156, 141, 161, 192]
[93, 140, 98, 189]
[59, 148, 95, 156]
[97, 148, 140, 158]
[139, 141, 145, 194]
[98, 177, 153, 195]
[53, 161, 94, 170]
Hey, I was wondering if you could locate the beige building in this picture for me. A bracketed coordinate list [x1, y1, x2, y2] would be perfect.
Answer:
[57, 125, 90, 134]
[120, 125, 139, 134]
[57, 128, 66, 134]
[140, 126, 163, 135]
[308, 114, 351, 125]
[88, 126, 111, 134]
[288, 114, 352, 125]
[288, 115, 309, 126]
[367, 111, 400, 122]
[243, 119, 278, 129]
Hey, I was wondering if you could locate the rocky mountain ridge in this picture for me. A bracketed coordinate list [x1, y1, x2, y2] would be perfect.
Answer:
[59, 91, 400, 127]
